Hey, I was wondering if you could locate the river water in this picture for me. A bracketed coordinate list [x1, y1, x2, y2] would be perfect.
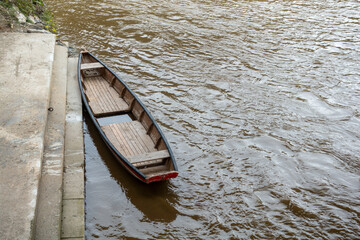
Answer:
[46, 0, 360, 238]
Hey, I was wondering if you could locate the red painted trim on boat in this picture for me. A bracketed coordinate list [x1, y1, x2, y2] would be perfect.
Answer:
[147, 172, 179, 183]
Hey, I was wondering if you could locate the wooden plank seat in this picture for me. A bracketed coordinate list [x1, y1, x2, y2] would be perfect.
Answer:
[84, 76, 130, 117]
[133, 158, 164, 168]
[101, 121, 168, 166]
[140, 165, 171, 176]
[127, 150, 170, 164]
[80, 62, 104, 70]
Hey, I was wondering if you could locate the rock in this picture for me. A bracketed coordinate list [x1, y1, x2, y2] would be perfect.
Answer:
[27, 16, 35, 24]
[27, 29, 51, 34]
[13, 6, 27, 24]
[34, 16, 41, 23]
[29, 25, 42, 30]
[16, 12, 27, 23]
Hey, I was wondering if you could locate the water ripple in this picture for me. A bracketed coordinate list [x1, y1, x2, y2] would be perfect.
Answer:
[47, 0, 360, 238]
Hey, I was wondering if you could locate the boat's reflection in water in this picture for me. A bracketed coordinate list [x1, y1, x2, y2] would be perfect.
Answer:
[84, 113, 178, 227]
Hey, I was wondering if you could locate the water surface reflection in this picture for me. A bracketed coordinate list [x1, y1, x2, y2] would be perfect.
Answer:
[85, 116, 178, 225]
[47, 0, 360, 238]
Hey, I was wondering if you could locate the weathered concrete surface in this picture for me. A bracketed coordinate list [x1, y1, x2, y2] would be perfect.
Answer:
[0, 33, 55, 240]
[61, 57, 85, 239]
[63, 168, 84, 200]
[61, 199, 85, 239]
[34, 44, 68, 240]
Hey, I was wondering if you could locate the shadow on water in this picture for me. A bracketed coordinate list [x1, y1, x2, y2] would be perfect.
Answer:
[84, 112, 178, 223]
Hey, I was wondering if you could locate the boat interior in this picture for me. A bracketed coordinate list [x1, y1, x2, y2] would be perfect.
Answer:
[79, 53, 175, 179]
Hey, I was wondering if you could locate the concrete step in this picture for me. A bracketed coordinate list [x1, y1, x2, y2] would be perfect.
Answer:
[34, 43, 69, 240]
[0, 33, 56, 240]
[61, 57, 85, 239]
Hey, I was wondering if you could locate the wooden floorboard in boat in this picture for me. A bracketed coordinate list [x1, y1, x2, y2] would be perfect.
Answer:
[85, 77, 115, 113]
[84, 76, 129, 115]
[101, 121, 157, 160]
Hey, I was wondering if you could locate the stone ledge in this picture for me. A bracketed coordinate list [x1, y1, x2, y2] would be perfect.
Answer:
[61, 199, 85, 239]
[63, 167, 85, 200]
[61, 57, 84, 240]
[0, 33, 56, 240]
[34, 43, 68, 240]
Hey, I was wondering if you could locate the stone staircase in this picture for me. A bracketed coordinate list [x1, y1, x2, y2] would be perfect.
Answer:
[0, 33, 84, 240]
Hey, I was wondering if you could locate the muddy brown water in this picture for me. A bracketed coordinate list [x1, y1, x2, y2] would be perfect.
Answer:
[46, 0, 360, 238]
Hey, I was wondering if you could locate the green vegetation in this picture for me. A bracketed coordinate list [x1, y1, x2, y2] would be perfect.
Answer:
[41, 8, 56, 33]
[0, 0, 56, 33]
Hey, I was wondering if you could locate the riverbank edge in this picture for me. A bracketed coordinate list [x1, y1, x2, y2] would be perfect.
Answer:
[0, 32, 85, 239]
[0, 0, 55, 33]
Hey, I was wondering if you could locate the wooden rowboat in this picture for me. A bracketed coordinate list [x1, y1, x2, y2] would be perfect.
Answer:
[78, 51, 178, 183]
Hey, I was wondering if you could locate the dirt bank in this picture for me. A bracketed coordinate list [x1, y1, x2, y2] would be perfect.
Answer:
[0, 0, 55, 33]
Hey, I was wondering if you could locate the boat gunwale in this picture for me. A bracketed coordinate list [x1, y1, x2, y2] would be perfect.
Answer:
[77, 52, 178, 183]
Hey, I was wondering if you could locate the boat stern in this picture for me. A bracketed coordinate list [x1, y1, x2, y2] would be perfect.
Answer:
[146, 171, 179, 183]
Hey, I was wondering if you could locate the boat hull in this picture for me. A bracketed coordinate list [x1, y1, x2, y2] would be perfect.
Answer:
[78, 51, 178, 183]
